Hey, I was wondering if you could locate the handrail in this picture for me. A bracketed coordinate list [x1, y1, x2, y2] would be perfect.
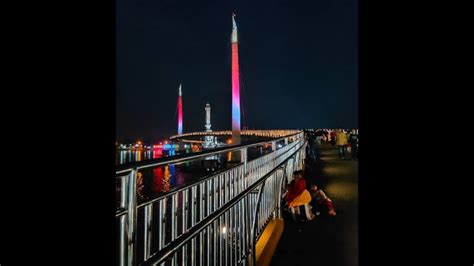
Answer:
[136, 162, 243, 209]
[141, 144, 301, 266]
[135, 139, 300, 209]
[169, 129, 299, 140]
[116, 131, 300, 174]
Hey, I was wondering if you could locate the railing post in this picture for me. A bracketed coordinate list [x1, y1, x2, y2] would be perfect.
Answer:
[241, 147, 247, 176]
[119, 175, 128, 266]
[127, 168, 138, 266]
[144, 204, 153, 261]
[120, 212, 126, 266]
[275, 168, 284, 219]
[120, 176, 127, 208]
[250, 180, 266, 266]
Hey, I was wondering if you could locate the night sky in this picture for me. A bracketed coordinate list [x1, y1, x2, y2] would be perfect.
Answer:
[116, 0, 357, 142]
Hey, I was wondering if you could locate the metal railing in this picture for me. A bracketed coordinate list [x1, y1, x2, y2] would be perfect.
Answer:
[116, 130, 306, 266]
[169, 129, 300, 140]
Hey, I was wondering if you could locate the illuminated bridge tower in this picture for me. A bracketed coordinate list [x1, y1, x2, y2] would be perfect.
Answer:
[177, 84, 183, 135]
[202, 102, 216, 149]
[231, 13, 241, 145]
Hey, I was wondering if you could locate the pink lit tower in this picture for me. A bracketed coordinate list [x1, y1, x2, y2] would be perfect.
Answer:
[177, 84, 183, 135]
[231, 13, 241, 145]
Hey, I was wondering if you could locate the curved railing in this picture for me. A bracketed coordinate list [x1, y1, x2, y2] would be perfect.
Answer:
[116, 130, 306, 266]
[169, 129, 301, 140]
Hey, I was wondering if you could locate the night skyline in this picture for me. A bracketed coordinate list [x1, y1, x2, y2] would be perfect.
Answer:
[116, 0, 358, 142]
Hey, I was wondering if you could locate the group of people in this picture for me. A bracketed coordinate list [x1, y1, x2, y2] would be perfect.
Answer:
[306, 129, 359, 160]
[334, 129, 359, 160]
[283, 170, 336, 221]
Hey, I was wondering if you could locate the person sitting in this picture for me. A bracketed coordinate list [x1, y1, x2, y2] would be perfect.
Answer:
[283, 170, 315, 221]
[309, 185, 337, 216]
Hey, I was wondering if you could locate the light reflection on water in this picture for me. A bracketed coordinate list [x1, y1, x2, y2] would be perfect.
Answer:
[131, 150, 243, 203]
[116, 137, 273, 204]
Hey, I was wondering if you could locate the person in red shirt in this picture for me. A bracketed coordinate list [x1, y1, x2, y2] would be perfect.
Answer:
[309, 185, 336, 216]
[283, 170, 315, 221]
[284, 170, 307, 205]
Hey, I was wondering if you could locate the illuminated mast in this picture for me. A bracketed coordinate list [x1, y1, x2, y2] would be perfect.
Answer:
[231, 13, 241, 144]
[203, 103, 216, 149]
[178, 84, 183, 134]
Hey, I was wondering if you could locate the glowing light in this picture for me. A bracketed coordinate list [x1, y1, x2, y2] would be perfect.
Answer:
[231, 15, 241, 135]
[152, 167, 163, 192]
[153, 149, 162, 158]
[178, 84, 183, 134]
[222, 226, 227, 234]
[227, 139, 232, 144]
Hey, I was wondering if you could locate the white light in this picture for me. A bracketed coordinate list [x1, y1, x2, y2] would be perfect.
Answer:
[222, 226, 227, 234]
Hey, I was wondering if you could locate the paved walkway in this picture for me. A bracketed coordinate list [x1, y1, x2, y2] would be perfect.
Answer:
[271, 143, 358, 266]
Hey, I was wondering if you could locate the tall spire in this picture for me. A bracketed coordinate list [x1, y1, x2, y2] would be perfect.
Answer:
[231, 13, 241, 145]
[231, 13, 238, 43]
[205, 103, 211, 132]
[177, 83, 183, 134]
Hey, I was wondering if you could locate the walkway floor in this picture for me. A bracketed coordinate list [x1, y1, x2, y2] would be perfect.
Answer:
[270, 143, 358, 266]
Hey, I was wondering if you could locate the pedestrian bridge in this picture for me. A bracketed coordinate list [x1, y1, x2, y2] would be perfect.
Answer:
[116, 130, 307, 266]
[169, 130, 301, 140]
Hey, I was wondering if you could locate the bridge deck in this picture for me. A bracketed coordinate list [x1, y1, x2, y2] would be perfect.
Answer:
[271, 143, 358, 266]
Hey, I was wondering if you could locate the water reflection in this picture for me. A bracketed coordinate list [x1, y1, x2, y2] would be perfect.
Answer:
[116, 148, 192, 166]
[152, 167, 164, 193]
[124, 151, 248, 204]
[137, 172, 144, 200]
[162, 165, 171, 192]
[169, 164, 176, 187]
[116, 150, 155, 165]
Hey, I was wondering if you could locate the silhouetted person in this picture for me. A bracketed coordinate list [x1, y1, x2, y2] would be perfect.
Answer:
[336, 129, 348, 159]
[349, 129, 358, 160]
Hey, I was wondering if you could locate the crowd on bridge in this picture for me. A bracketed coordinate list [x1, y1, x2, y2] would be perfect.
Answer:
[281, 128, 358, 222]
[305, 128, 358, 160]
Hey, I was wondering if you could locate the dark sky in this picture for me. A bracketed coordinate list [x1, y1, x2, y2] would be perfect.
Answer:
[116, 0, 357, 142]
